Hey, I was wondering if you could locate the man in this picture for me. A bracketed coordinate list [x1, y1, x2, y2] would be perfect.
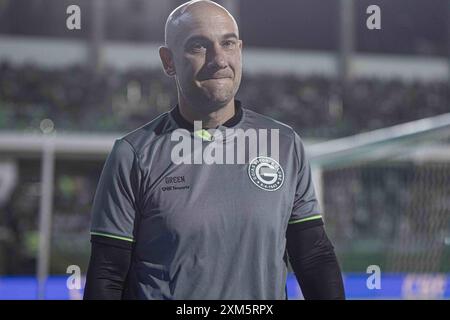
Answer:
[84, 0, 345, 300]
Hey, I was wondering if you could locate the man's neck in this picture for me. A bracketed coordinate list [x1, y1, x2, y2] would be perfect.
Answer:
[178, 98, 236, 129]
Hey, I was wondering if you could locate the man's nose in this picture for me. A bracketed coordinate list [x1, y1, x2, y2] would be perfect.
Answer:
[206, 44, 227, 69]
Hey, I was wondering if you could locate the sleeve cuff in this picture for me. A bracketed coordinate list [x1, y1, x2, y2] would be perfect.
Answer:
[288, 215, 324, 231]
[90, 232, 134, 250]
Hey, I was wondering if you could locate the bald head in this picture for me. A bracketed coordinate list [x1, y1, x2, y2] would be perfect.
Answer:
[159, 0, 243, 114]
[164, 0, 238, 49]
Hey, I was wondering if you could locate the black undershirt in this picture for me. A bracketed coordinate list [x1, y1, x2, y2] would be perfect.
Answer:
[286, 219, 346, 300]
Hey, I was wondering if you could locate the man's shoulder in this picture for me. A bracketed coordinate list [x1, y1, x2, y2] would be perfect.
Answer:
[242, 107, 300, 140]
[116, 110, 174, 155]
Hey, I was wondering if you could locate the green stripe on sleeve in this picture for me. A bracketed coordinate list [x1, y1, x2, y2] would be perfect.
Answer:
[288, 214, 323, 225]
[90, 231, 135, 242]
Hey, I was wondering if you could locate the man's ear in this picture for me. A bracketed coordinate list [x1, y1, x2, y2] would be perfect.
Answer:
[159, 46, 176, 76]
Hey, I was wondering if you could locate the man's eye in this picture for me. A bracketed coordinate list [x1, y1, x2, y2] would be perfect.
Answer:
[223, 40, 236, 48]
[189, 43, 206, 52]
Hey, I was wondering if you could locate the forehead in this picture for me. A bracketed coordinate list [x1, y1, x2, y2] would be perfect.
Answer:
[174, 10, 239, 44]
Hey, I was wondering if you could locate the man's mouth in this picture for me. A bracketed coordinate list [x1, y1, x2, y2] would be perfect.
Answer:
[198, 72, 233, 81]
[205, 77, 230, 80]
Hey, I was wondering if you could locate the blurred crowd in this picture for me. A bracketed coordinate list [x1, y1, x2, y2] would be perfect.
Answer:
[0, 162, 100, 274]
[0, 62, 449, 274]
[0, 62, 449, 139]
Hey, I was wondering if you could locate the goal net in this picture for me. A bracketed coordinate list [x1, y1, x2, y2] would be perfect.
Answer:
[309, 113, 450, 274]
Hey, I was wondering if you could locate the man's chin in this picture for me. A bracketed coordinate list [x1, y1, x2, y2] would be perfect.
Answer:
[199, 90, 234, 107]
[187, 96, 230, 114]
[194, 101, 225, 114]
[184, 86, 236, 111]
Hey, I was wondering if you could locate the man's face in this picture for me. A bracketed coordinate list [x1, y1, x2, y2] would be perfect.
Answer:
[169, 10, 242, 111]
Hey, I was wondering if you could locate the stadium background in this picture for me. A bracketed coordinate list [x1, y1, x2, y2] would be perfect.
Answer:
[0, 0, 449, 299]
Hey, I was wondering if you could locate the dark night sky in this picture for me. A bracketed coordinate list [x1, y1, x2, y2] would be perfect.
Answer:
[0, 0, 448, 56]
